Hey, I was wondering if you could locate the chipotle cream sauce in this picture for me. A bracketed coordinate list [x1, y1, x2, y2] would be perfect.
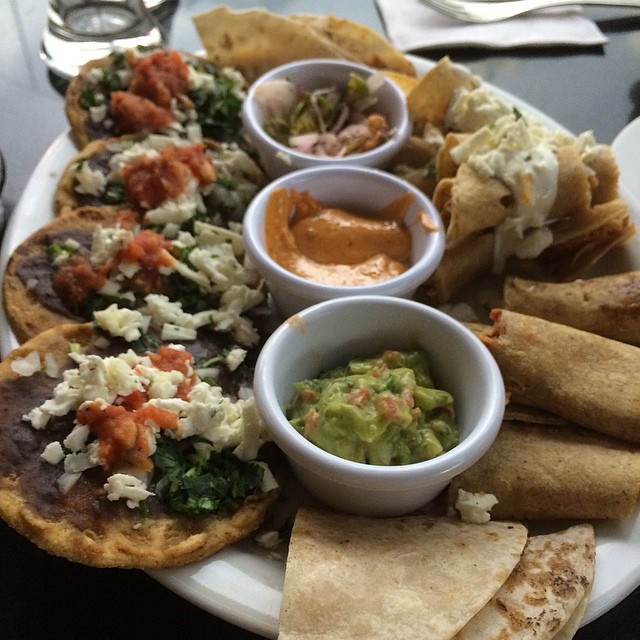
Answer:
[264, 188, 414, 286]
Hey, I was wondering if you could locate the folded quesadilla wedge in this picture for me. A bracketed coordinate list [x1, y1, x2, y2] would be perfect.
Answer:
[278, 507, 528, 640]
[454, 524, 596, 639]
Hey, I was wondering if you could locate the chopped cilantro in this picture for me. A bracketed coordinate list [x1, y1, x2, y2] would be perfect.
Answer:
[153, 438, 264, 518]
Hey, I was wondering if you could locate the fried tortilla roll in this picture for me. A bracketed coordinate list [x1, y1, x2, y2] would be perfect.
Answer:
[406, 56, 476, 133]
[449, 422, 640, 520]
[433, 164, 515, 242]
[483, 309, 640, 443]
[537, 197, 635, 280]
[434, 143, 615, 247]
[416, 232, 494, 305]
[504, 271, 640, 346]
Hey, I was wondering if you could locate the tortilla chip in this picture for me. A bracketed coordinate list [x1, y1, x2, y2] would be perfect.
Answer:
[435, 131, 466, 181]
[279, 507, 527, 640]
[193, 7, 356, 82]
[454, 524, 596, 639]
[448, 421, 640, 520]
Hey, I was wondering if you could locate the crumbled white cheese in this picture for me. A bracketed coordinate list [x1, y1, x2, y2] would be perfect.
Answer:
[90, 225, 135, 266]
[224, 348, 247, 371]
[89, 103, 108, 124]
[455, 489, 498, 524]
[10, 351, 41, 377]
[41, 441, 65, 465]
[144, 179, 204, 226]
[63, 423, 90, 452]
[93, 304, 149, 342]
[64, 440, 101, 474]
[254, 529, 282, 550]
[254, 461, 279, 494]
[73, 161, 108, 196]
[104, 473, 155, 509]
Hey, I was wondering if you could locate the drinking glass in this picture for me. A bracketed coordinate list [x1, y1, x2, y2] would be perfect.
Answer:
[41, 0, 165, 80]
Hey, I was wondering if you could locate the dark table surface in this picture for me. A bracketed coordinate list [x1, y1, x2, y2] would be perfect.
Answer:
[1, 1, 640, 638]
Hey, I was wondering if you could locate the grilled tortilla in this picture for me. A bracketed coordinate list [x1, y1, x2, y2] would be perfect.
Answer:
[0, 323, 279, 568]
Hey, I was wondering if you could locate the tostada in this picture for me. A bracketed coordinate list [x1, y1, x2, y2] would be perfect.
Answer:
[53, 133, 266, 224]
[0, 321, 279, 568]
[65, 49, 250, 150]
[3, 206, 268, 345]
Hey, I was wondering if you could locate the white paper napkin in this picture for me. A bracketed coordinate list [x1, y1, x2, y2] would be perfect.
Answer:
[376, 0, 607, 50]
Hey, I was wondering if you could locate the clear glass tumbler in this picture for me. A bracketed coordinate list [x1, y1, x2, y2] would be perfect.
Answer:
[41, 0, 165, 80]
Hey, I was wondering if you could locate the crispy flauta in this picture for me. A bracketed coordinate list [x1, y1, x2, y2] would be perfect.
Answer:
[538, 198, 635, 280]
[448, 422, 640, 520]
[483, 308, 640, 443]
[503, 271, 640, 346]
[416, 231, 494, 305]
[406, 56, 476, 132]
[433, 163, 515, 242]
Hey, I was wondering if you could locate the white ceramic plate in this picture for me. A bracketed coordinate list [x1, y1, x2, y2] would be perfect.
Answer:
[1, 57, 640, 639]
[612, 115, 640, 211]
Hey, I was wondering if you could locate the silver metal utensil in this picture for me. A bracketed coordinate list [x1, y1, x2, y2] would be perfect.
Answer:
[419, 0, 640, 23]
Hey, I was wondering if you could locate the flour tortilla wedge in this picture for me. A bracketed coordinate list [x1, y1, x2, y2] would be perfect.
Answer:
[193, 7, 357, 83]
[3, 206, 121, 343]
[483, 308, 640, 443]
[0, 323, 279, 568]
[278, 507, 528, 640]
[454, 524, 596, 639]
[448, 421, 640, 520]
[503, 271, 640, 346]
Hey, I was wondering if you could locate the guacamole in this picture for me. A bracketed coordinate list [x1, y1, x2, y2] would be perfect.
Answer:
[286, 350, 459, 465]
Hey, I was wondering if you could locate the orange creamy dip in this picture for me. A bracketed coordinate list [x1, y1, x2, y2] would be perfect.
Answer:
[264, 188, 414, 286]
